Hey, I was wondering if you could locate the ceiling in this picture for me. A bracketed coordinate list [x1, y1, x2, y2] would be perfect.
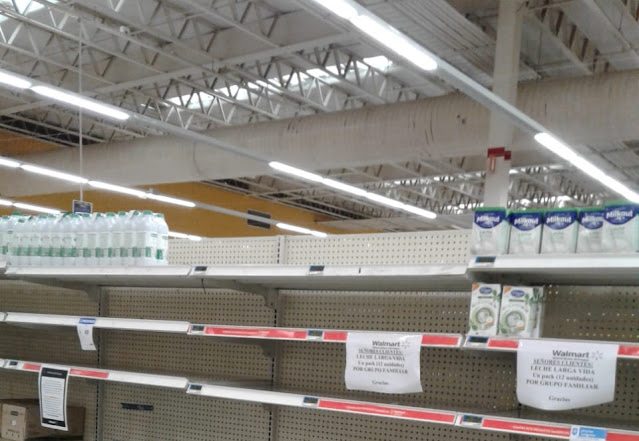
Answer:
[0, 0, 638, 232]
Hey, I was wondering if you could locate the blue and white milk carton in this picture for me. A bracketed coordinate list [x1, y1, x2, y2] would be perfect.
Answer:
[603, 201, 639, 252]
[470, 207, 510, 255]
[508, 210, 543, 255]
[541, 208, 578, 254]
[576, 207, 605, 253]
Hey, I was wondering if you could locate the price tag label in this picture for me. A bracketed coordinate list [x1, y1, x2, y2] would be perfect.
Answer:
[570, 426, 607, 441]
[77, 318, 96, 351]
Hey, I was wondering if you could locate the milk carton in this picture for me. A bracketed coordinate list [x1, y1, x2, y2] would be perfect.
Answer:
[468, 283, 501, 337]
[540, 208, 578, 254]
[470, 207, 510, 255]
[602, 201, 639, 253]
[499, 286, 544, 338]
[576, 207, 604, 253]
[508, 210, 543, 255]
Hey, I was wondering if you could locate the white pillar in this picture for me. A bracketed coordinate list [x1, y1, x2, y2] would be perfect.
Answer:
[484, 0, 524, 207]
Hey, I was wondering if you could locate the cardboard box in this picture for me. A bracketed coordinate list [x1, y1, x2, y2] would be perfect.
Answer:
[0, 400, 84, 441]
[468, 283, 502, 337]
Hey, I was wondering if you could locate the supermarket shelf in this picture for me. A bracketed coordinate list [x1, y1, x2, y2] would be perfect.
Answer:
[197, 264, 470, 291]
[186, 383, 458, 425]
[2, 359, 188, 388]
[463, 336, 639, 360]
[467, 254, 639, 285]
[3, 313, 190, 333]
[456, 413, 639, 441]
[5, 265, 199, 289]
[189, 324, 463, 347]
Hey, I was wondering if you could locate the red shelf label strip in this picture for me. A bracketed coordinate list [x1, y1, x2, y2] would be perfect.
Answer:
[318, 399, 456, 424]
[607, 433, 639, 441]
[22, 363, 41, 372]
[481, 418, 570, 438]
[486, 339, 518, 349]
[617, 345, 639, 358]
[421, 335, 461, 347]
[204, 327, 307, 340]
[69, 368, 109, 379]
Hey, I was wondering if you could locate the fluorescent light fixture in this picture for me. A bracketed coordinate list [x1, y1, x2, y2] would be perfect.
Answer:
[21, 164, 88, 184]
[269, 161, 323, 182]
[88, 181, 147, 198]
[0, 157, 20, 168]
[520, 199, 531, 206]
[364, 192, 405, 209]
[535, 132, 639, 202]
[276, 222, 328, 238]
[533, 133, 578, 161]
[146, 193, 196, 208]
[350, 15, 438, 71]
[13, 202, 60, 215]
[322, 179, 367, 196]
[0, 71, 31, 89]
[0, 198, 12, 206]
[31, 86, 130, 121]
[169, 231, 203, 241]
[309, 0, 358, 19]
[401, 204, 437, 219]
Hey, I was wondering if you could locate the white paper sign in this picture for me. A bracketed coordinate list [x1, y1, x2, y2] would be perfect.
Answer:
[345, 332, 422, 394]
[77, 317, 96, 351]
[517, 340, 618, 410]
[39, 366, 69, 431]
[570, 426, 607, 441]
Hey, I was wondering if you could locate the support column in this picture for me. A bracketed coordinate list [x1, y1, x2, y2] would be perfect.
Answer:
[484, 0, 525, 207]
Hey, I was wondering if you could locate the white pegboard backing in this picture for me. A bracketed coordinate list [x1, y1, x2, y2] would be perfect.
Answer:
[543, 286, 639, 342]
[105, 288, 274, 324]
[168, 236, 281, 265]
[0, 326, 99, 367]
[101, 330, 271, 381]
[279, 291, 470, 334]
[275, 407, 512, 441]
[0, 371, 99, 441]
[0, 280, 97, 315]
[282, 230, 471, 265]
[101, 384, 270, 441]
[276, 342, 516, 411]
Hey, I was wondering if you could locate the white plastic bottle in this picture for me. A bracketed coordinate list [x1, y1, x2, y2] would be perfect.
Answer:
[104, 212, 119, 265]
[1, 215, 12, 261]
[85, 214, 99, 266]
[40, 214, 54, 266]
[29, 215, 47, 266]
[61, 214, 76, 266]
[94, 213, 109, 266]
[11, 217, 26, 266]
[135, 210, 156, 266]
[50, 214, 64, 266]
[22, 216, 34, 266]
[121, 211, 135, 266]
[129, 211, 142, 265]
[75, 214, 87, 266]
[154, 213, 169, 265]
[0, 215, 6, 261]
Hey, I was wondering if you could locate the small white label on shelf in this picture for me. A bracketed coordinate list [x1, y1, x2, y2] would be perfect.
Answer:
[569, 426, 607, 440]
[517, 340, 618, 410]
[77, 318, 96, 351]
[39, 366, 69, 431]
[345, 332, 422, 394]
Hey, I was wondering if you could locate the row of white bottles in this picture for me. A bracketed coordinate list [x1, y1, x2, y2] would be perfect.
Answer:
[0, 210, 169, 266]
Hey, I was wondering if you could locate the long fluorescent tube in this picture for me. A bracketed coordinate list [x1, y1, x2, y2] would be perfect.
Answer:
[323, 179, 367, 196]
[0, 71, 31, 89]
[310, 0, 358, 19]
[534, 132, 639, 202]
[31, 86, 130, 121]
[168, 231, 202, 241]
[21, 164, 88, 184]
[0, 157, 20, 168]
[401, 205, 437, 219]
[146, 193, 196, 208]
[350, 15, 438, 71]
[88, 181, 147, 198]
[13, 202, 60, 215]
[364, 192, 405, 209]
[0, 198, 12, 206]
[276, 222, 328, 238]
[269, 161, 323, 182]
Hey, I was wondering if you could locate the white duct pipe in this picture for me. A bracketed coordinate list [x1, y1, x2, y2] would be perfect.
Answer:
[1, 70, 637, 197]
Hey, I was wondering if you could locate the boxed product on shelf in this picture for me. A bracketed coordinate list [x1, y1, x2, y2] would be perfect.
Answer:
[469, 207, 510, 255]
[540, 207, 578, 254]
[0, 399, 84, 441]
[576, 207, 605, 253]
[468, 283, 502, 336]
[498, 286, 545, 338]
[508, 210, 543, 255]
[602, 201, 639, 253]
